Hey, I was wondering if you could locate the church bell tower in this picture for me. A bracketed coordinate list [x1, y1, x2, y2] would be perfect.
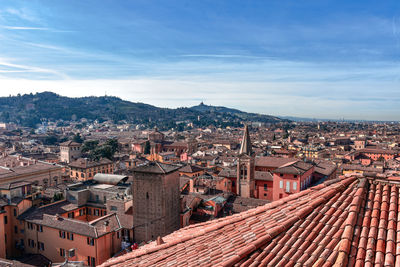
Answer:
[236, 125, 255, 198]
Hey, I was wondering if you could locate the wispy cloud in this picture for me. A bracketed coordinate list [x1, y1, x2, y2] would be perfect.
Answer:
[179, 54, 270, 59]
[2, 26, 49, 30]
[3, 7, 40, 23]
[0, 58, 69, 79]
[1, 25, 74, 33]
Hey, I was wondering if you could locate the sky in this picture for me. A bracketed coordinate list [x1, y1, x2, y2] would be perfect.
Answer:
[0, 1, 400, 121]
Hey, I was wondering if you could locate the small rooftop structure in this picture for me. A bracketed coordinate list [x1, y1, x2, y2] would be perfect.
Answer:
[93, 173, 128, 185]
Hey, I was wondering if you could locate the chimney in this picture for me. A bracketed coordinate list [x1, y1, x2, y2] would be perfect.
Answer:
[156, 236, 165, 245]
[103, 221, 110, 232]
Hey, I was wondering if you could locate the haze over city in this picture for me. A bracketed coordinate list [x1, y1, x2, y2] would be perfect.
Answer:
[1, 1, 400, 120]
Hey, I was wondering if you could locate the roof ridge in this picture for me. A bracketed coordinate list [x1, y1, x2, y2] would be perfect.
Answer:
[155, 161, 166, 174]
[89, 212, 117, 225]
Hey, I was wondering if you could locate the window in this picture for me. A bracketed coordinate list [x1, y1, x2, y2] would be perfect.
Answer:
[27, 222, 34, 230]
[294, 175, 298, 178]
[104, 196, 107, 203]
[68, 212, 75, 218]
[264, 193, 267, 197]
[59, 231, 66, 239]
[293, 182, 297, 191]
[286, 181, 290, 193]
[38, 242, 44, 251]
[280, 173, 283, 177]
[88, 256, 96, 267]
[94, 209, 99, 216]
[279, 181, 283, 189]
[87, 208, 92, 215]
[110, 206, 117, 211]
[13, 209, 17, 216]
[28, 239, 35, 248]
[95, 195, 99, 202]
[264, 184, 268, 190]
[60, 248, 66, 257]
[37, 225, 43, 232]
[146, 192, 149, 199]
[79, 209, 84, 216]
[67, 233, 74, 241]
[87, 237, 94, 246]
[14, 226, 18, 234]
[4, 216, 7, 224]
[117, 231, 120, 239]
[122, 229, 129, 237]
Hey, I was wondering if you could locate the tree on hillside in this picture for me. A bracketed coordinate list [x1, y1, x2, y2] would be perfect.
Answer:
[81, 139, 119, 160]
[72, 133, 84, 143]
[82, 140, 99, 153]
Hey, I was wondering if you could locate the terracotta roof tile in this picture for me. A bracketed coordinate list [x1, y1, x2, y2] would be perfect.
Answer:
[100, 176, 400, 267]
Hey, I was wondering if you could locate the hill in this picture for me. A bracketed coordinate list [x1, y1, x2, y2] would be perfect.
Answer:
[0, 92, 287, 129]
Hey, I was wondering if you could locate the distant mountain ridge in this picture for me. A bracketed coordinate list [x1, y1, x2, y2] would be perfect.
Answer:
[0, 92, 287, 128]
[190, 102, 243, 114]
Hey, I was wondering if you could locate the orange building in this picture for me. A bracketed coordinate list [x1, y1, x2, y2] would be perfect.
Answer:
[69, 158, 113, 181]
[359, 148, 398, 161]
[19, 201, 122, 266]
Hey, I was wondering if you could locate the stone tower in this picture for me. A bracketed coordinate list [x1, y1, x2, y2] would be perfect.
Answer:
[236, 125, 255, 198]
[132, 162, 181, 243]
[59, 141, 82, 163]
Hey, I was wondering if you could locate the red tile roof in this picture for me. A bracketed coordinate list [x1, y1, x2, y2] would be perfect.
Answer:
[255, 156, 298, 168]
[103, 175, 400, 266]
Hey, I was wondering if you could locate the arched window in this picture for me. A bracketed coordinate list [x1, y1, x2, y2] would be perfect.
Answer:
[240, 165, 247, 179]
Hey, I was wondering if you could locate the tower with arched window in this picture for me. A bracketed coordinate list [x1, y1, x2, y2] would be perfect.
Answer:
[236, 125, 255, 198]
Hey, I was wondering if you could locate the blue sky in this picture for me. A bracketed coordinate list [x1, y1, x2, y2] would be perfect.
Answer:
[0, 1, 400, 120]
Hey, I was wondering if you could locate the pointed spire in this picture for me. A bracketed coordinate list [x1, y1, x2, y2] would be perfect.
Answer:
[239, 125, 252, 155]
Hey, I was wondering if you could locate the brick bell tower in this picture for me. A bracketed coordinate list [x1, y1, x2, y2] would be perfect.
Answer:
[236, 125, 255, 198]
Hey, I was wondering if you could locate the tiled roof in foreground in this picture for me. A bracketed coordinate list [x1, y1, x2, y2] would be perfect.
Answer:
[101, 175, 400, 267]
